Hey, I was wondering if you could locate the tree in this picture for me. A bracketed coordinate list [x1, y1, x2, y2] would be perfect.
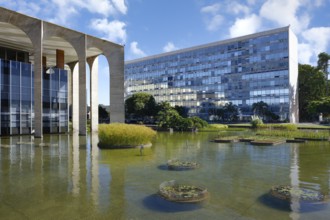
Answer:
[252, 101, 269, 117]
[99, 105, 109, 120]
[298, 64, 326, 121]
[307, 97, 330, 118]
[174, 105, 189, 118]
[223, 102, 239, 122]
[156, 108, 181, 129]
[317, 52, 330, 95]
[125, 93, 158, 119]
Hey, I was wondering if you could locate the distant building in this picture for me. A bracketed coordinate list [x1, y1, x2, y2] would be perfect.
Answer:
[125, 26, 298, 122]
[0, 7, 124, 136]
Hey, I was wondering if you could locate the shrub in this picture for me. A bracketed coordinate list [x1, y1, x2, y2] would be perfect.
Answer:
[199, 124, 228, 132]
[190, 116, 208, 129]
[98, 123, 156, 148]
[250, 115, 263, 128]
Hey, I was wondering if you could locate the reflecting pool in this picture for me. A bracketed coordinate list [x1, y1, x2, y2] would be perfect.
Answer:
[1, 132, 330, 219]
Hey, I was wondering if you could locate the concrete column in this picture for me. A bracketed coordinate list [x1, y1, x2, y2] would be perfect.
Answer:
[109, 47, 125, 123]
[78, 58, 87, 135]
[56, 49, 64, 69]
[32, 23, 44, 138]
[72, 63, 79, 132]
[87, 56, 98, 132]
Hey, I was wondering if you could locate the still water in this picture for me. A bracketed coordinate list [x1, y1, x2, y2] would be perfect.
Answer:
[1, 132, 330, 220]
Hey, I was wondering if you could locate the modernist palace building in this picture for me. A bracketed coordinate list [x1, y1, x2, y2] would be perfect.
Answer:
[0, 7, 124, 136]
[125, 26, 298, 122]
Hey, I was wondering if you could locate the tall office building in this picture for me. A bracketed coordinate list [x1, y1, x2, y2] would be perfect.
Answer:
[125, 26, 298, 122]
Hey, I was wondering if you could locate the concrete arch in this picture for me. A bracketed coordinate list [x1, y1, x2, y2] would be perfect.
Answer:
[87, 37, 125, 124]
[44, 22, 87, 135]
[0, 7, 43, 137]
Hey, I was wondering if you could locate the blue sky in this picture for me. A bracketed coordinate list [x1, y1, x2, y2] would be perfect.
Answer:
[1, 0, 330, 105]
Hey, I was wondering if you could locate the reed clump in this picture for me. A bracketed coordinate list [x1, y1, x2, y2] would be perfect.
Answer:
[98, 123, 156, 148]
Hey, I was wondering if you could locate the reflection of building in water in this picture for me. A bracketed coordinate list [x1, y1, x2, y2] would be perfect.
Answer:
[290, 145, 300, 219]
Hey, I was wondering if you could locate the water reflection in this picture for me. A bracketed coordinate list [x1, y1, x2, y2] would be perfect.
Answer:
[0, 133, 330, 219]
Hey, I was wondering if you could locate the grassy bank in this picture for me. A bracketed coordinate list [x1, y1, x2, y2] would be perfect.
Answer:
[98, 123, 157, 148]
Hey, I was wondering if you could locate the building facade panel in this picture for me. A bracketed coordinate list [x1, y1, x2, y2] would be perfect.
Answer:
[0, 54, 68, 136]
[125, 27, 298, 122]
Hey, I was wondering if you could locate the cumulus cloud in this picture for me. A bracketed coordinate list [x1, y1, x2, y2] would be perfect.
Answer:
[130, 41, 146, 57]
[229, 14, 261, 38]
[112, 0, 127, 14]
[201, 3, 223, 31]
[52, 0, 128, 26]
[90, 18, 127, 44]
[163, 42, 179, 52]
[299, 27, 330, 64]
[227, 2, 250, 15]
[260, 0, 310, 34]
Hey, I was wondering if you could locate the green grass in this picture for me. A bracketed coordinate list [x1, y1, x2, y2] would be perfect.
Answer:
[98, 123, 157, 148]
[256, 130, 330, 140]
[257, 123, 298, 130]
[199, 124, 228, 132]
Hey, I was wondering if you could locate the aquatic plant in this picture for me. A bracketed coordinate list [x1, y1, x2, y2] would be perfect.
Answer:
[269, 185, 326, 202]
[251, 115, 263, 128]
[159, 180, 208, 203]
[167, 159, 200, 170]
[98, 123, 156, 148]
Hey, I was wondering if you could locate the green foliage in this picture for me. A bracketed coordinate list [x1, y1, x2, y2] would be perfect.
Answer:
[250, 115, 263, 128]
[298, 64, 326, 121]
[157, 107, 208, 131]
[257, 130, 329, 139]
[307, 97, 330, 117]
[99, 105, 109, 119]
[174, 105, 189, 118]
[157, 108, 181, 129]
[223, 102, 239, 121]
[190, 116, 208, 129]
[199, 124, 228, 132]
[257, 123, 298, 130]
[98, 123, 156, 147]
[125, 92, 158, 118]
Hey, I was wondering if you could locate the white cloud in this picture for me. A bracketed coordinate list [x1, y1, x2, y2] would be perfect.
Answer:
[207, 15, 223, 31]
[227, 2, 250, 15]
[45, 0, 127, 25]
[260, 0, 310, 34]
[201, 3, 220, 15]
[112, 0, 127, 14]
[130, 41, 146, 57]
[163, 42, 179, 52]
[201, 3, 223, 31]
[299, 27, 330, 64]
[90, 18, 127, 44]
[229, 14, 261, 38]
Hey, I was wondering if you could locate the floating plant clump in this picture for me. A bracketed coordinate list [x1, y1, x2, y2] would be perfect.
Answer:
[159, 180, 208, 203]
[167, 159, 200, 170]
[269, 185, 327, 202]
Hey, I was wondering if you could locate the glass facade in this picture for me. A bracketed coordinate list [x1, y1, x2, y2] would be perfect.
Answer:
[0, 59, 68, 135]
[125, 27, 297, 121]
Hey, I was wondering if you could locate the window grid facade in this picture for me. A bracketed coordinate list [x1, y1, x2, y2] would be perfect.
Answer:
[125, 27, 298, 121]
[0, 59, 68, 135]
